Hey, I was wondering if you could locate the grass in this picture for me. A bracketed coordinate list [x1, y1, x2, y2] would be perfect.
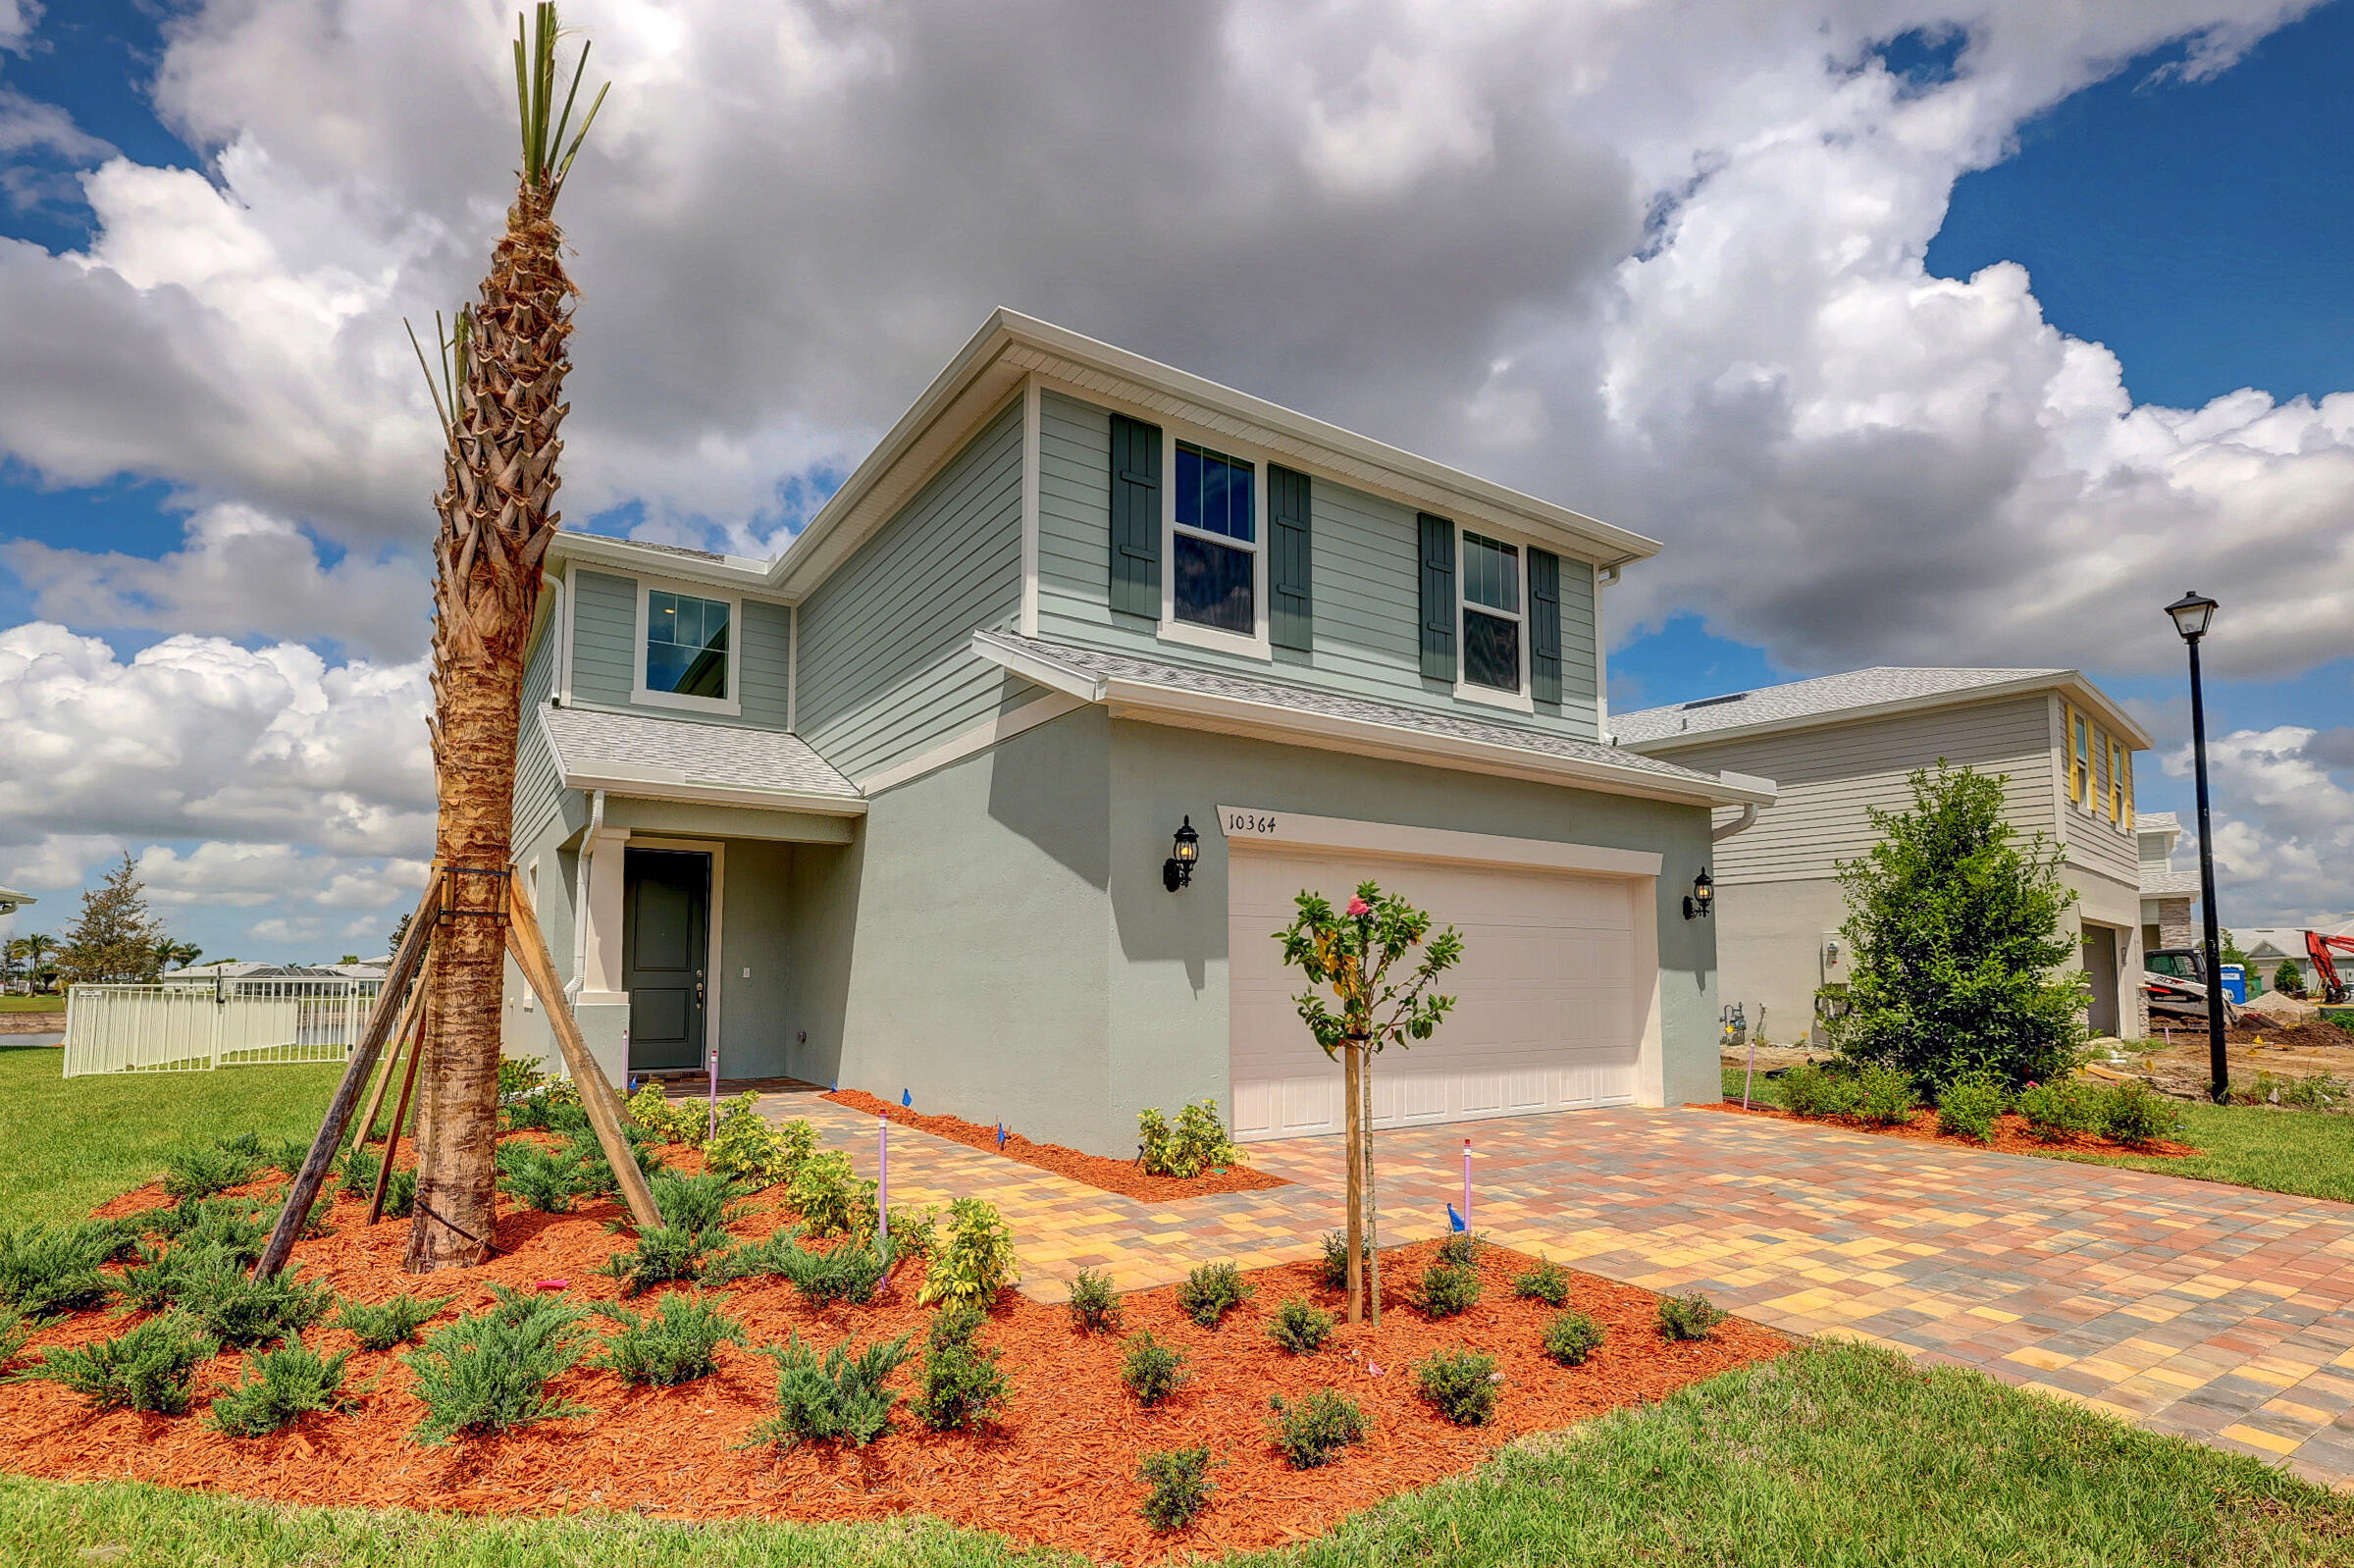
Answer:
[0, 1343, 2345, 1564]
[1723, 1066, 2354, 1205]
[0, 1048, 339, 1228]
[0, 997, 67, 1014]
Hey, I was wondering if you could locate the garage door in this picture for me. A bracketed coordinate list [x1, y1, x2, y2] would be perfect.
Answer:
[1229, 846, 1644, 1141]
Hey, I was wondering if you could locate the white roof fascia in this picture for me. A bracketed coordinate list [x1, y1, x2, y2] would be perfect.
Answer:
[768, 310, 1661, 603]
[555, 762, 866, 817]
[971, 635, 1773, 810]
[546, 532, 777, 596]
[1623, 670, 2154, 755]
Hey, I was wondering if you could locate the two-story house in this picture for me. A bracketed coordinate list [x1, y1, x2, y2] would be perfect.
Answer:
[499, 310, 1774, 1157]
[1613, 668, 2155, 1045]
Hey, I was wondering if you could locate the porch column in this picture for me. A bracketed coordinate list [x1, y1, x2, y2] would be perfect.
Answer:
[580, 824, 632, 1001]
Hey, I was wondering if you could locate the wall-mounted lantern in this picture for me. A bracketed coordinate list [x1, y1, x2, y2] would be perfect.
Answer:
[1163, 816, 1201, 892]
[1683, 866, 1713, 920]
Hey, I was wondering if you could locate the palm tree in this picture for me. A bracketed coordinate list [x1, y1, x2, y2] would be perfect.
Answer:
[402, 4, 606, 1273]
[156, 939, 203, 972]
[11, 934, 58, 994]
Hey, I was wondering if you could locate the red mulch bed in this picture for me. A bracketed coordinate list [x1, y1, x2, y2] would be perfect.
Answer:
[2, 1142, 1785, 1562]
[823, 1087, 1289, 1201]
[1709, 1099, 2200, 1159]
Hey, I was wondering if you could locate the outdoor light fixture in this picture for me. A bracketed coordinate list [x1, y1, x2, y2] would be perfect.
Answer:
[2167, 590, 2230, 1103]
[1684, 867, 1713, 920]
[2166, 589, 2219, 643]
[1163, 816, 1200, 892]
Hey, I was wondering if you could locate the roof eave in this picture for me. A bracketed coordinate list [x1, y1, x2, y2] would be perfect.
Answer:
[1620, 670, 2155, 755]
[547, 532, 776, 594]
[556, 763, 866, 817]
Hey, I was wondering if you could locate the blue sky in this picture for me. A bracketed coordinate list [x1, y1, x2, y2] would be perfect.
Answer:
[0, 1, 2349, 961]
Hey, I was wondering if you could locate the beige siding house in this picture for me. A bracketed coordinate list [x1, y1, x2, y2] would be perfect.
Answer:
[1614, 668, 2155, 1045]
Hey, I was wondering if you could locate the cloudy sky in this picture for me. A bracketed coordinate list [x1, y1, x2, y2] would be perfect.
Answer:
[0, 0, 2347, 962]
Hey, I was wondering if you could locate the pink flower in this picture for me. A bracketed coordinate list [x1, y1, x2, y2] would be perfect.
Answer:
[1346, 896, 1373, 917]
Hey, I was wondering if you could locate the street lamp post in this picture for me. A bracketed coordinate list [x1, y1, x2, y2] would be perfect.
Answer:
[2165, 590, 2226, 1104]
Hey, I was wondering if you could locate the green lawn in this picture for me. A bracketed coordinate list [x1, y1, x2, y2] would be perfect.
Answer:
[0, 996, 66, 1013]
[0, 1044, 339, 1227]
[1723, 1067, 2354, 1204]
[2, 1342, 2345, 1566]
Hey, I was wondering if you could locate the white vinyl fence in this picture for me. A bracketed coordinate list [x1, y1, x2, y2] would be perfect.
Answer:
[62, 977, 386, 1076]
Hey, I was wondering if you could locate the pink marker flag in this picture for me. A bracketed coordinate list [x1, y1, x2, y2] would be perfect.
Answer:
[1462, 1138, 1473, 1231]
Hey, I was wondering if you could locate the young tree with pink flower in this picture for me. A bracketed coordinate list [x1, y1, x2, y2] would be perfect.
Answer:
[1277, 882, 1462, 1325]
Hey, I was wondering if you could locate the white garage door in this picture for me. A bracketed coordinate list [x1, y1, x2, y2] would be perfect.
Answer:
[1229, 846, 1644, 1141]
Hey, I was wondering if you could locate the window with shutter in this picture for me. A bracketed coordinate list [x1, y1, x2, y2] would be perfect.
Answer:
[1418, 513, 1456, 681]
[1109, 413, 1161, 618]
[1269, 464, 1312, 651]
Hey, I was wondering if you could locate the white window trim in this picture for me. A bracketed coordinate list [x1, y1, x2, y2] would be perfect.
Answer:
[1159, 427, 1272, 660]
[1453, 521, 1534, 714]
[632, 573, 744, 717]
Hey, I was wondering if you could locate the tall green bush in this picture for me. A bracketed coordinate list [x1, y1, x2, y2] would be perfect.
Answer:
[1833, 762, 2083, 1090]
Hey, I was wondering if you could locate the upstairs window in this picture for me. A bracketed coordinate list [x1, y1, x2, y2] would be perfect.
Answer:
[646, 590, 731, 701]
[2068, 709, 2090, 806]
[1172, 442, 1256, 636]
[1459, 531, 1523, 693]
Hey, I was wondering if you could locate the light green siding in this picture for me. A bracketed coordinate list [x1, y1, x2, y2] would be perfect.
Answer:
[795, 398, 1026, 783]
[512, 613, 564, 849]
[567, 568, 793, 730]
[1036, 390, 1603, 739]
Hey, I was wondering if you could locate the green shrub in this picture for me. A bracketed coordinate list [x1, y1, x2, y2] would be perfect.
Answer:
[601, 1225, 723, 1298]
[772, 1235, 891, 1308]
[0, 1222, 122, 1319]
[1176, 1261, 1253, 1328]
[918, 1198, 1017, 1308]
[1317, 1230, 1370, 1292]
[263, 1137, 314, 1178]
[698, 1224, 800, 1285]
[6, 1312, 216, 1414]
[117, 1239, 237, 1314]
[1121, 1332, 1187, 1407]
[336, 1144, 383, 1197]
[565, 1124, 667, 1199]
[0, 1302, 27, 1371]
[1417, 1262, 1482, 1320]
[651, 1171, 747, 1239]
[593, 1292, 745, 1386]
[2100, 1078, 2182, 1145]
[496, 1056, 549, 1102]
[377, 1168, 418, 1219]
[884, 1206, 937, 1259]
[217, 1131, 266, 1160]
[1415, 1347, 1499, 1426]
[2274, 960, 2307, 999]
[142, 1196, 267, 1259]
[1511, 1258, 1571, 1307]
[1136, 1101, 1243, 1178]
[1853, 1065, 1917, 1126]
[1776, 1061, 1860, 1118]
[333, 1291, 451, 1351]
[206, 1334, 351, 1437]
[495, 1141, 591, 1214]
[747, 1331, 911, 1449]
[1267, 1297, 1334, 1355]
[501, 1076, 583, 1132]
[704, 1110, 816, 1188]
[912, 1330, 1007, 1432]
[1266, 1386, 1370, 1467]
[1656, 1291, 1727, 1341]
[2017, 1079, 2101, 1143]
[1543, 1309, 1606, 1366]
[1936, 1076, 2007, 1142]
[162, 1143, 260, 1201]
[1137, 1446, 1214, 1531]
[402, 1292, 593, 1443]
[177, 1264, 338, 1349]
[1067, 1268, 1121, 1333]
[786, 1151, 876, 1239]
[270, 1192, 336, 1241]
[1437, 1229, 1486, 1268]
[626, 1083, 707, 1146]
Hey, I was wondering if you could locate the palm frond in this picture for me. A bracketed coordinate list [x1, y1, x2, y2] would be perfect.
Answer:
[513, 4, 608, 200]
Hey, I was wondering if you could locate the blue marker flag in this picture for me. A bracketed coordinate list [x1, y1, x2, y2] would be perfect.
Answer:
[1446, 1202, 1467, 1233]
[902, 1088, 913, 1108]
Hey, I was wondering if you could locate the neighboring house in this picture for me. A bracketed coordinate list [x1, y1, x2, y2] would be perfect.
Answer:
[2234, 921, 2354, 993]
[499, 309, 1774, 1157]
[1613, 667, 2155, 1044]
[2137, 811, 2200, 956]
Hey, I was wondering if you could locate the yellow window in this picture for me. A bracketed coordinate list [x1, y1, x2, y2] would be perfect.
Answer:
[2113, 742, 2131, 825]
[2069, 711, 2089, 805]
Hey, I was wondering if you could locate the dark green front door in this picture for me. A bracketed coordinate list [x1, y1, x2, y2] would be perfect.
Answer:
[623, 848, 708, 1072]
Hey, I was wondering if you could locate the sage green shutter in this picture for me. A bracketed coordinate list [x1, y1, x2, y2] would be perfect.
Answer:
[1417, 512, 1456, 681]
[1109, 414, 1161, 617]
[1529, 547, 1562, 705]
[1269, 463, 1313, 651]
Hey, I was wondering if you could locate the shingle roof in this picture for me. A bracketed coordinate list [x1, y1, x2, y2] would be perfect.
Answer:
[1612, 667, 2071, 747]
[2139, 869, 2202, 898]
[540, 705, 860, 802]
[2136, 811, 2181, 834]
[975, 631, 1760, 800]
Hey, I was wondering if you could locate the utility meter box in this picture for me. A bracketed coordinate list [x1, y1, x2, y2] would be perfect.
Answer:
[1820, 932, 1851, 983]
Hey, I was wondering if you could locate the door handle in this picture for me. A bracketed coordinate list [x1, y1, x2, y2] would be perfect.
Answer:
[696, 981, 706, 1005]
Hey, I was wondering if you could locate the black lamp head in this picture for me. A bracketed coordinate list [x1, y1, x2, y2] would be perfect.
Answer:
[1164, 816, 1200, 892]
[2165, 590, 2218, 643]
[1684, 866, 1714, 920]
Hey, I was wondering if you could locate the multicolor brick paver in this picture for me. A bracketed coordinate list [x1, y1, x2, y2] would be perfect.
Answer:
[759, 1089, 2354, 1490]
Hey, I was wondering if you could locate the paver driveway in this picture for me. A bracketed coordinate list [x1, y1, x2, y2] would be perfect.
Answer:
[767, 1090, 2354, 1489]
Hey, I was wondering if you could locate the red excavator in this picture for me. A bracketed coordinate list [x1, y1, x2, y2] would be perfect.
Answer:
[2307, 930, 2354, 1006]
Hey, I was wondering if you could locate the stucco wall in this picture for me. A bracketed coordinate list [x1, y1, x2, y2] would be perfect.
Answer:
[1710, 874, 1848, 1049]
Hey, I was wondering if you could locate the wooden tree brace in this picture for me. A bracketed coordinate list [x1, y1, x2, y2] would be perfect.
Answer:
[369, 967, 432, 1227]
[254, 875, 444, 1280]
[503, 878, 661, 1231]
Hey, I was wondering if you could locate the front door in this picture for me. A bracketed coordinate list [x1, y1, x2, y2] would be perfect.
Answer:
[623, 848, 709, 1072]
[2081, 922, 2119, 1038]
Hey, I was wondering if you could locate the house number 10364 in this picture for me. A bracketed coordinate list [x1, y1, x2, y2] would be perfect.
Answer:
[1221, 810, 1280, 837]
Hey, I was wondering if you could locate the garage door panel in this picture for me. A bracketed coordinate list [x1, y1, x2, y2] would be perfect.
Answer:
[1229, 846, 1644, 1140]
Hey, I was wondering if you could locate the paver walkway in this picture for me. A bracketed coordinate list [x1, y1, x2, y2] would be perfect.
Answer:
[760, 1090, 2354, 1489]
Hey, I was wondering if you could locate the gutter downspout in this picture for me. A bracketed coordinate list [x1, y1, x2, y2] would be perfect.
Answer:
[1711, 802, 1759, 842]
[567, 788, 604, 1004]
